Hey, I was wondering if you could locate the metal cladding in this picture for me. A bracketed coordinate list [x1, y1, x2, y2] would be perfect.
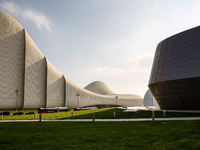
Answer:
[0, 11, 143, 109]
[24, 31, 47, 109]
[46, 60, 65, 108]
[149, 26, 200, 110]
[0, 11, 25, 109]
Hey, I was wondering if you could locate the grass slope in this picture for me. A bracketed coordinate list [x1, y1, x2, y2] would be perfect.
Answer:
[0, 121, 200, 150]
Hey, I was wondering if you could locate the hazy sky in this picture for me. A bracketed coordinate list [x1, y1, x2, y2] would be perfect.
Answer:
[1, 0, 200, 97]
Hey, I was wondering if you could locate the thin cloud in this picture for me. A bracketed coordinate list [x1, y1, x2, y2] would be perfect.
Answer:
[92, 55, 153, 78]
[126, 55, 153, 72]
[22, 10, 52, 32]
[0, 1, 52, 32]
[0, 1, 21, 16]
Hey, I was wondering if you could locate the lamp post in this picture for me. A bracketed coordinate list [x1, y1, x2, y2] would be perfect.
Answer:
[76, 93, 80, 108]
[115, 96, 118, 107]
[15, 89, 18, 113]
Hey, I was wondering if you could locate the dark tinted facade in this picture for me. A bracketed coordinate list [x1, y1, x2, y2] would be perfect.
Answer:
[149, 26, 200, 110]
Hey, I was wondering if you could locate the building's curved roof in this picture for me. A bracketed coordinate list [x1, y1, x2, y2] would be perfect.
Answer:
[84, 81, 115, 95]
[148, 25, 200, 110]
[84, 81, 143, 103]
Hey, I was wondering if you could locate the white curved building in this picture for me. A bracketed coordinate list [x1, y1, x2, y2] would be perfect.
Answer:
[84, 81, 115, 95]
[84, 81, 143, 107]
[0, 11, 143, 109]
[143, 89, 159, 107]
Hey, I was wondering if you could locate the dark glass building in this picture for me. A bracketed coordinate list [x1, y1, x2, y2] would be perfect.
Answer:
[149, 26, 200, 110]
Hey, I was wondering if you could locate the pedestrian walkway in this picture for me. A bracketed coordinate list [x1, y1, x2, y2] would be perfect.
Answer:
[1, 117, 200, 122]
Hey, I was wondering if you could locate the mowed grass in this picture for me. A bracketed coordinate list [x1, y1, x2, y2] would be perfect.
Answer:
[0, 121, 200, 150]
[68, 108, 200, 119]
[1, 108, 200, 120]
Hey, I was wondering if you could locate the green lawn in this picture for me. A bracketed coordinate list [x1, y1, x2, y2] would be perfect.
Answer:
[68, 108, 200, 119]
[0, 121, 200, 150]
[1, 108, 200, 120]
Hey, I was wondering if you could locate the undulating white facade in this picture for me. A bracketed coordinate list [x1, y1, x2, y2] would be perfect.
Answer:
[0, 11, 143, 109]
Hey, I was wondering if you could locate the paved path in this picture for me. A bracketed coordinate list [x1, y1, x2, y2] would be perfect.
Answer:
[1, 117, 200, 122]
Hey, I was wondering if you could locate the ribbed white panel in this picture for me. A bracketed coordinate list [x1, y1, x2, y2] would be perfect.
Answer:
[46, 60, 65, 108]
[23, 31, 46, 109]
[0, 11, 25, 109]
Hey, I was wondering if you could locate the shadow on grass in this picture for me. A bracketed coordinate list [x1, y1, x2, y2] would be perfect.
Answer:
[61, 109, 200, 119]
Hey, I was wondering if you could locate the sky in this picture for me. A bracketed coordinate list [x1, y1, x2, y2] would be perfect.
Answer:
[0, 0, 200, 98]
